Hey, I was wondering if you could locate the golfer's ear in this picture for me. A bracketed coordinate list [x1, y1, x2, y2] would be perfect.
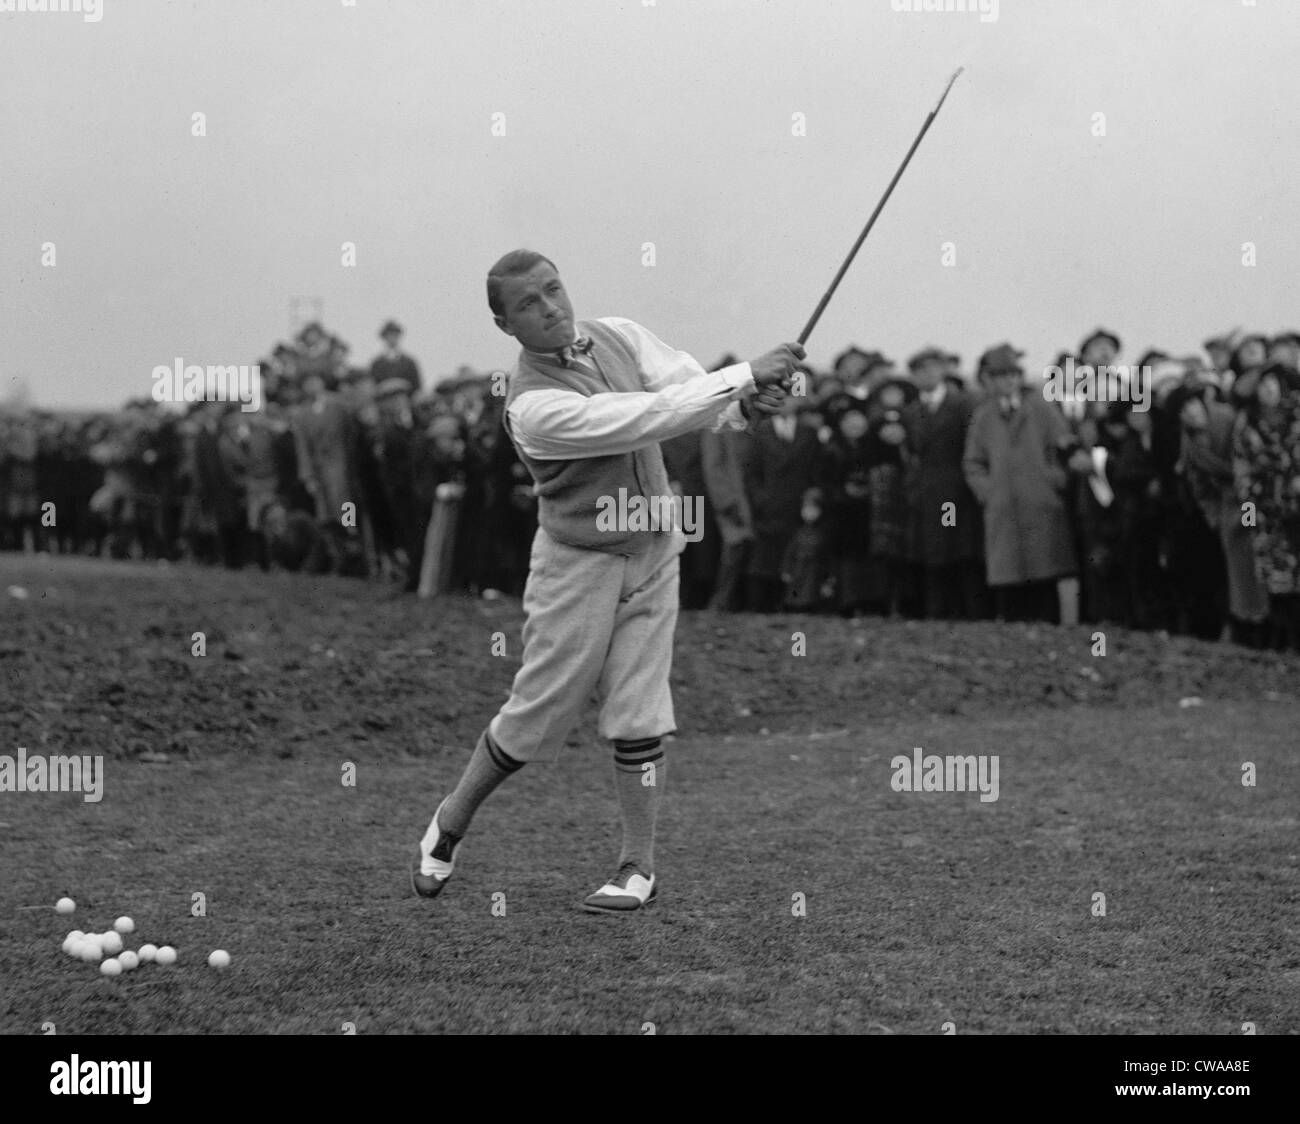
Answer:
[494, 315, 514, 337]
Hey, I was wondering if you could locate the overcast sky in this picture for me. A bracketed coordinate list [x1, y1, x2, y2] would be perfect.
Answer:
[3, 0, 1299, 410]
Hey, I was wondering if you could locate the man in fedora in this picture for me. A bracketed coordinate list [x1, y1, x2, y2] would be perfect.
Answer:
[370, 320, 422, 395]
[963, 343, 1081, 624]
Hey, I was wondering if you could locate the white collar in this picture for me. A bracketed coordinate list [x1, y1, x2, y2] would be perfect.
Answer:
[523, 329, 583, 365]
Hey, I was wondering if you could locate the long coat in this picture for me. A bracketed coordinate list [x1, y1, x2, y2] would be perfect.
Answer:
[1182, 402, 1270, 620]
[293, 395, 361, 523]
[1233, 394, 1300, 597]
[701, 428, 753, 546]
[744, 419, 822, 579]
[903, 390, 982, 567]
[963, 394, 1078, 586]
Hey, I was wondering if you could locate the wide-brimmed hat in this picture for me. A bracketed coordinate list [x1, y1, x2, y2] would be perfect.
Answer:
[379, 320, 404, 339]
[1080, 327, 1121, 355]
[832, 345, 874, 374]
[980, 343, 1025, 377]
[1134, 348, 1169, 369]
[907, 346, 947, 371]
[862, 352, 895, 377]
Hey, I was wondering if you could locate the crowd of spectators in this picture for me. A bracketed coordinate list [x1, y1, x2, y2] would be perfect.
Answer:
[3, 323, 1300, 651]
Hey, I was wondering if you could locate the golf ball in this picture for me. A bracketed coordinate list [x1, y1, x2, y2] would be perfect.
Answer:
[113, 916, 135, 935]
[138, 944, 157, 963]
[100, 958, 122, 977]
[118, 950, 139, 971]
[55, 897, 76, 915]
[208, 949, 231, 969]
[80, 942, 102, 963]
[63, 931, 85, 954]
[100, 931, 124, 955]
[155, 946, 177, 966]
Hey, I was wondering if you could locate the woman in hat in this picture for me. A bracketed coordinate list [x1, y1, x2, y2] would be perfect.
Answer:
[1227, 334, 1270, 411]
[819, 395, 874, 616]
[1232, 363, 1300, 650]
[863, 378, 919, 616]
[1177, 373, 1271, 646]
[1159, 384, 1229, 640]
[1109, 402, 1170, 630]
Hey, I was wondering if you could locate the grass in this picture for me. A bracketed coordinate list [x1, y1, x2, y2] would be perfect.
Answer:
[1, 555, 1297, 1034]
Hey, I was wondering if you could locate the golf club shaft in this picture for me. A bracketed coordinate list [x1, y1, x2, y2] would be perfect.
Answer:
[797, 69, 963, 347]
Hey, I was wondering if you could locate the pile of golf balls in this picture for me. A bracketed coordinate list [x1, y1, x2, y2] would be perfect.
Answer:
[56, 901, 230, 976]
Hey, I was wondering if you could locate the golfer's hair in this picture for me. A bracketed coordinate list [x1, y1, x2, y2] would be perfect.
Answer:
[487, 250, 557, 317]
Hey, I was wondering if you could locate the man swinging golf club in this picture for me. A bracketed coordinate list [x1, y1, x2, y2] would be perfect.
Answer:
[411, 249, 803, 912]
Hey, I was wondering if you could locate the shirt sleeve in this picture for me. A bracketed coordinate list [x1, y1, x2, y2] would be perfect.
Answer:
[507, 318, 755, 461]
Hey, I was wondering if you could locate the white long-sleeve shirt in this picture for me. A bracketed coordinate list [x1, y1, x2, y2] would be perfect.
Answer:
[507, 316, 754, 462]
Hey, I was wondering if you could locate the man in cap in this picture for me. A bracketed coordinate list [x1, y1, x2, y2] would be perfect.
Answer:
[410, 249, 801, 913]
[1080, 328, 1121, 370]
[370, 320, 422, 395]
[1203, 330, 1240, 384]
[963, 343, 1082, 623]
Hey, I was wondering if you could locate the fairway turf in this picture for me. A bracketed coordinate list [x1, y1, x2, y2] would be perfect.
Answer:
[2, 556, 1297, 1034]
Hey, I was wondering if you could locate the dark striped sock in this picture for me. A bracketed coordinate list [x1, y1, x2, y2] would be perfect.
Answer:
[612, 737, 665, 874]
[435, 727, 523, 840]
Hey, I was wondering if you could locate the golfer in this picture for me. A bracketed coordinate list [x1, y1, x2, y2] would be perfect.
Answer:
[411, 249, 803, 912]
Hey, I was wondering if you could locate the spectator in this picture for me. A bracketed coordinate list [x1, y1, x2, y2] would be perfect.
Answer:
[1178, 377, 1270, 645]
[743, 393, 822, 612]
[862, 377, 917, 616]
[963, 343, 1081, 623]
[1108, 403, 1169, 630]
[902, 347, 985, 619]
[662, 428, 718, 609]
[819, 394, 874, 616]
[293, 369, 365, 575]
[1161, 384, 1229, 640]
[781, 487, 828, 611]
[1233, 362, 1300, 650]
[1227, 333, 1269, 410]
[370, 320, 422, 394]
[701, 420, 754, 613]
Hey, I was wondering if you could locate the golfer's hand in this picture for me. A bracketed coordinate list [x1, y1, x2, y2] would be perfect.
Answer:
[750, 343, 805, 389]
[750, 386, 788, 416]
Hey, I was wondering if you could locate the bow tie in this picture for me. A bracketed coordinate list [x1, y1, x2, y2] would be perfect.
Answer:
[557, 337, 594, 366]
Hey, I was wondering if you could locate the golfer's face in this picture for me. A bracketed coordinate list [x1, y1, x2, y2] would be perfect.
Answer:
[497, 263, 575, 351]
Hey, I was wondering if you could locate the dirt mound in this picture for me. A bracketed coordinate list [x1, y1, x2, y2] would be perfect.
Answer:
[2, 556, 1295, 761]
